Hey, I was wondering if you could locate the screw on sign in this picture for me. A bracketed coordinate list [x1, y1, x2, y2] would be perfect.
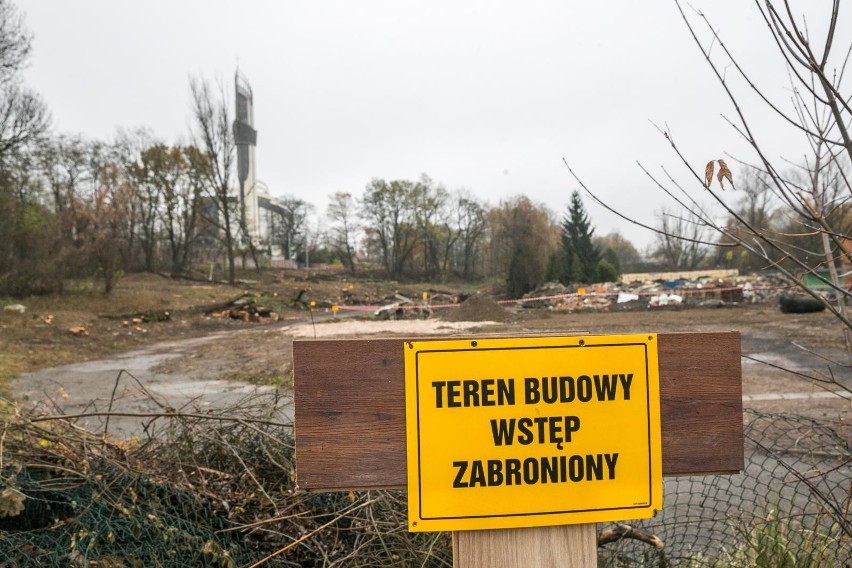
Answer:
[293, 332, 743, 567]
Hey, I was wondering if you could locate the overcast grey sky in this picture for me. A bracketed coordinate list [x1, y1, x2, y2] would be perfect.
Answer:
[19, 1, 843, 249]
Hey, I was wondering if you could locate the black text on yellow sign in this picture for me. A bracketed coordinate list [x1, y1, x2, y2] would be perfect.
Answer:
[404, 334, 663, 532]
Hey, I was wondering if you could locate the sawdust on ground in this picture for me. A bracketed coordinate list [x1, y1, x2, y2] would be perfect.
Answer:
[280, 318, 499, 338]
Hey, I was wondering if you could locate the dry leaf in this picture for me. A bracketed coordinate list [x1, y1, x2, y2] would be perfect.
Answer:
[68, 326, 89, 337]
[717, 159, 733, 190]
[704, 161, 715, 188]
[0, 488, 25, 518]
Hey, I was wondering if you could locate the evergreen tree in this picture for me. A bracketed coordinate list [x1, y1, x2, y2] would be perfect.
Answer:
[597, 258, 619, 282]
[597, 247, 622, 282]
[545, 248, 569, 284]
[557, 191, 601, 284]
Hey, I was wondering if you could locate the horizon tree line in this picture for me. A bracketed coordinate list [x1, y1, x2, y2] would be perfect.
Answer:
[0, 0, 739, 300]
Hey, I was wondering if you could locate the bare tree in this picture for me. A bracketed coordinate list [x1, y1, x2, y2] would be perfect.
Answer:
[38, 135, 91, 214]
[412, 175, 453, 279]
[487, 196, 559, 297]
[453, 190, 487, 279]
[0, 0, 30, 82]
[72, 163, 131, 293]
[327, 191, 359, 272]
[667, 0, 852, 333]
[0, 0, 48, 162]
[120, 137, 158, 272]
[126, 142, 205, 274]
[361, 178, 420, 279]
[189, 77, 238, 285]
[566, 0, 852, 392]
[266, 195, 312, 263]
[595, 232, 641, 273]
[0, 82, 48, 159]
[31, 135, 111, 286]
[110, 127, 154, 272]
[654, 208, 710, 270]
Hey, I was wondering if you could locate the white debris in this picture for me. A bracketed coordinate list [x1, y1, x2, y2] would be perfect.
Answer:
[649, 294, 683, 307]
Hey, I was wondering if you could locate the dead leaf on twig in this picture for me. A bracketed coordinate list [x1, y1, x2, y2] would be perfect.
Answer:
[717, 159, 733, 190]
[704, 161, 715, 188]
[703, 158, 734, 190]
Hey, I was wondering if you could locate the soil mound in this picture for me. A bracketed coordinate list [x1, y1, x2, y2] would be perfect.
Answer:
[441, 294, 511, 322]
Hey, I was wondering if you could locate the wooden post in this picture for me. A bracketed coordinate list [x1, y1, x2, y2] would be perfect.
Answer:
[293, 332, 742, 567]
[454, 525, 597, 567]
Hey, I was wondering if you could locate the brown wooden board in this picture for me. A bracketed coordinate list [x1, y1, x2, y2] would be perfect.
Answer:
[294, 332, 743, 491]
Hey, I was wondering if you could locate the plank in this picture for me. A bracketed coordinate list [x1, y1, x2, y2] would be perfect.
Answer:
[453, 524, 597, 568]
[294, 332, 743, 490]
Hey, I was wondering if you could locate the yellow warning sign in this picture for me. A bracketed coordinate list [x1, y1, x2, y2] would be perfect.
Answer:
[404, 334, 662, 532]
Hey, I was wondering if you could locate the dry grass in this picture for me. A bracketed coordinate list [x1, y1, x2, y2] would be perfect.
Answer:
[0, 270, 486, 391]
[0, 395, 453, 567]
[0, 274, 244, 389]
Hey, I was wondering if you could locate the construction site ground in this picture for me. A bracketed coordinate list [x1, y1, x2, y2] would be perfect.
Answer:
[3, 271, 850, 430]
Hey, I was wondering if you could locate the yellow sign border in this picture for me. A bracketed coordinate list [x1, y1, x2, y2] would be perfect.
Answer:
[404, 334, 662, 532]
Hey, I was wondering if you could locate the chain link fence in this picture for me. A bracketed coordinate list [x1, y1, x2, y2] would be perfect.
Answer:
[0, 398, 849, 566]
[600, 409, 852, 567]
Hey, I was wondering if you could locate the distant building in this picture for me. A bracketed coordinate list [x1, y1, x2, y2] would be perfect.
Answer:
[232, 72, 295, 263]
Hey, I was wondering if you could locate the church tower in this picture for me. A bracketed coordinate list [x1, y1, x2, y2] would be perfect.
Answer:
[233, 72, 260, 241]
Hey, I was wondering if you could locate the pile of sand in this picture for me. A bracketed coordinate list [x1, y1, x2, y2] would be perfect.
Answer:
[440, 294, 511, 322]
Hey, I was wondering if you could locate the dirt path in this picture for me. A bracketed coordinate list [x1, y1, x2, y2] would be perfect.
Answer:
[11, 332, 290, 438]
[10, 319, 500, 437]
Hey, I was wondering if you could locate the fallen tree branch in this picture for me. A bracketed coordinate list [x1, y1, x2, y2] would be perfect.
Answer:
[597, 524, 664, 549]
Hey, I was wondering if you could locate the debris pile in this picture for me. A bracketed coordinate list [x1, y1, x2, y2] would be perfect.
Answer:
[519, 282, 613, 312]
[297, 284, 416, 312]
[428, 292, 461, 305]
[506, 271, 796, 312]
[441, 294, 511, 322]
[648, 293, 683, 307]
[374, 294, 431, 319]
[553, 294, 613, 312]
[520, 282, 570, 308]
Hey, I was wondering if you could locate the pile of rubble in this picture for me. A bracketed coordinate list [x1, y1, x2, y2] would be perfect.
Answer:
[513, 271, 793, 312]
[374, 294, 432, 319]
[519, 282, 613, 312]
